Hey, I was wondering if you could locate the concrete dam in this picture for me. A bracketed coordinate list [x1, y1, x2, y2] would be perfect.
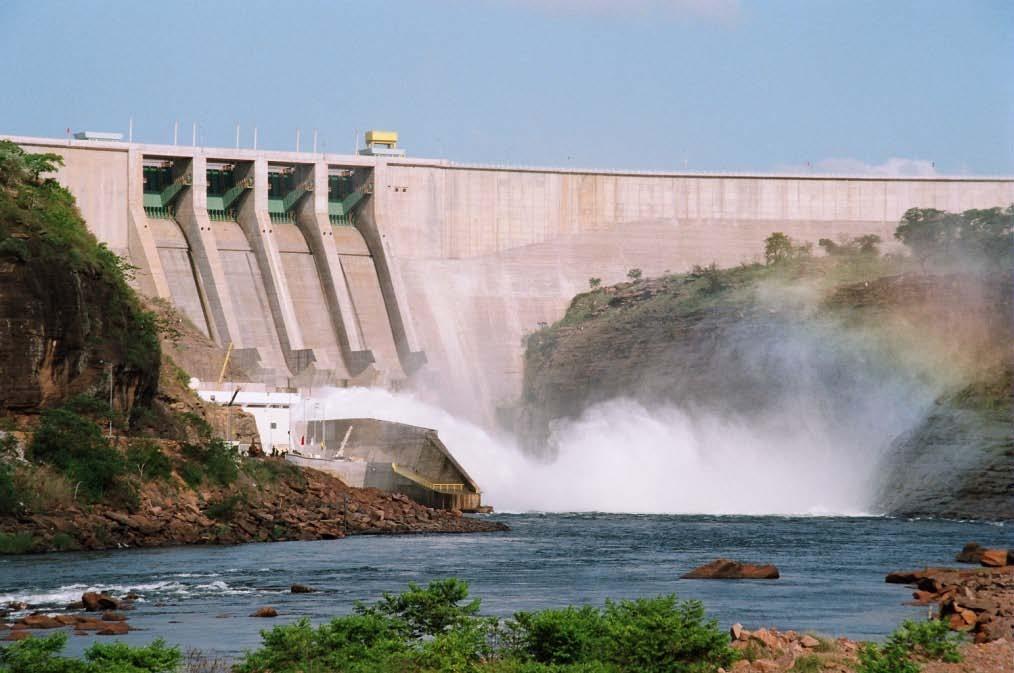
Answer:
[6, 134, 1014, 422]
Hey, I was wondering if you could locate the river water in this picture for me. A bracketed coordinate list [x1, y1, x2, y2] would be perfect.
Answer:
[1, 514, 1006, 658]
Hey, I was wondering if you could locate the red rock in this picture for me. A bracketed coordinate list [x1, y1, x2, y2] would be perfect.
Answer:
[3, 630, 32, 641]
[82, 592, 119, 611]
[800, 635, 820, 648]
[750, 628, 782, 652]
[682, 559, 780, 580]
[18, 614, 62, 629]
[956, 543, 985, 564]
[730, 623, 746, 641]
[980, 549, 1010, 568]
[101, 611, 127, 622]
[96, 622, 129, 635]
[250, 607, 277, 618]
[290, 584, 315, 594]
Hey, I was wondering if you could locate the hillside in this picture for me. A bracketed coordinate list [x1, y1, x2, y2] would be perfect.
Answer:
[518, 223, 1012, 520]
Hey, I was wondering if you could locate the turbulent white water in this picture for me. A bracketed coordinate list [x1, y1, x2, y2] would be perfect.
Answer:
[293, 386, 908, 516]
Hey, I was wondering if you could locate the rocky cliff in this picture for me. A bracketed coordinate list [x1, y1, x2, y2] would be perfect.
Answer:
[517, 257, 1012, 520]
[0, 141, 159, 418]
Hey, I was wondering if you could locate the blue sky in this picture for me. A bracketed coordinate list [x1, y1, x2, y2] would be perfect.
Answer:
[1, 0, 1011, 174]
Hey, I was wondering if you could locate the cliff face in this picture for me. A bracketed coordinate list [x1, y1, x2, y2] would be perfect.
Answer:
[0, 141, 160, 418]
[517, 262, 1012, 520]
[0, 255, 157, 415]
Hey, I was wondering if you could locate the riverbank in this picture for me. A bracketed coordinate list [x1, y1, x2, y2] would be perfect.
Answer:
[0, 447, 506, 555]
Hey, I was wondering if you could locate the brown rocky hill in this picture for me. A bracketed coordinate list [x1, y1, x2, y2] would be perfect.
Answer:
[517, 259, 1012, 520]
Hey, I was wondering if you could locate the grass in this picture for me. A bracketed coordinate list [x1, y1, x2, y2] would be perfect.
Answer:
[791, 654, 824, 673]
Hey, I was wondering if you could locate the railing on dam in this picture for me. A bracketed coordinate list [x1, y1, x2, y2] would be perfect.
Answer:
[391, 463, 466, 494]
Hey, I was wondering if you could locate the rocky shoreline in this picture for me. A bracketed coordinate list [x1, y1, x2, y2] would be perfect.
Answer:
[0, 457, 507, 554]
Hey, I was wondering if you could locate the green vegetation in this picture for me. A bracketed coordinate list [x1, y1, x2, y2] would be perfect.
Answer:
[588, 277, 601, 289]
[0, 531, 34, 554]
[126, 439, 173, 481]
[626, 268, 642, 281]
[764, 232, 812, 265]
[790, 655, 822, 673]
[818, 234, 882, 257]
[28, 408, 126, 502]
[179, 439, 239, 487]
[0, 462, 18, 515]
[205, 492, 246, 521]
[856, 619, 962, 673]
[0, 632, 179, 673]
[895, 205, 1013, 269]
[235, 580, 736, 673]
[0, 140, 160, 373]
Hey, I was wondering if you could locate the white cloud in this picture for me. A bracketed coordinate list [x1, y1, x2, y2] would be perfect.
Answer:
[504, 0, 741, 22]
[780, 157, 939, 177]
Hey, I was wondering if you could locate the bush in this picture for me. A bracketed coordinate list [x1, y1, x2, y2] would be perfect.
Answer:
[205, 493, 245, 521]
[512, 606, 606, 665]
[0, 531, 35, 554]
[857, 619, 963, 673]
[358, 578, 481, 638]
[601, 595, 735, 673]
[236, 581, 736, 673]
[895, 206, 1013, 269]
[29, 408, 125, 501]
[126, 440, 172, 481]
[764, 232, 812, 265]
[0, 462, 19, 515]
[0, 631, 180, 672]
[181, 439, 238, 487]
[626, 268, 642, 281]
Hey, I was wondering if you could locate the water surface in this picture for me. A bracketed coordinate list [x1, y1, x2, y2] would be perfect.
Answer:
[1, 514, 1005, 657]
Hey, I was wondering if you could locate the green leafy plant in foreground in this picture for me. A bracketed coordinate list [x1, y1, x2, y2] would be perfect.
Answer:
[856, 619, 963, 673]
[0, 632, 180, 673]
[235, 579, 736, 673]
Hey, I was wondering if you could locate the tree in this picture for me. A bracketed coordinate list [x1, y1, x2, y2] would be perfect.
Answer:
[895, 206, 1013, 269]
[626, 268, 642, 281]
[588, 277, 602, 289]
[764, 232, 811, 265]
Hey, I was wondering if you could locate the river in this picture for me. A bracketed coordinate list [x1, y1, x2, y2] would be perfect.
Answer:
[1, 514, 1005, 658]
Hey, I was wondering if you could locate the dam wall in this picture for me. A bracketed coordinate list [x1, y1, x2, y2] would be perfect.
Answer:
[6, 135, 1013, 421]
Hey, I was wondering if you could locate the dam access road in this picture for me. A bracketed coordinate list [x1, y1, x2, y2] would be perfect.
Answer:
[5, 134, 1013, 421]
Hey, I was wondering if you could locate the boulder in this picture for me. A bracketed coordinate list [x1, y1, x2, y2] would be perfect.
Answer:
[956, 542, 985, 564]
[682, 559, 780, 580]
[18, 614, 62, 629]
[3, 630, 32, 641]
[250, 607, 278, 618]
[980, 549, 1010, 568]
[96, 622, 130, 635]
[101, 611, 127, 622]
[82, 592, 119, 612]
[290, 584, 316, 594]
[730, 623, 746, 641]
[800, 634, 821, 649]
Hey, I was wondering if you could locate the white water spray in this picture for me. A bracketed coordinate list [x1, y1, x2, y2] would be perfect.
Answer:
[294, 386, 901, 516]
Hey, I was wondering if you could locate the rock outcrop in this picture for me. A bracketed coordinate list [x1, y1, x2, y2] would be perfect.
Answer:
[682, 559, 780, 580]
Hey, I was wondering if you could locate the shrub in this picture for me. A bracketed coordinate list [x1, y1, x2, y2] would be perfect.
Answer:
[181, 439, 238, 487]
[601, 595, 736, 673]
[205, 493, 244, 521]
[179, 461, 205, 488]
[0, 631, 181, 672]
[895, 206, 1013, 269]
[358, 578, 481, 638]
[887, 619, 962, 663]
[29, 408, 125, 501]
[857, 619, 963, 673]
[51, 532, 76, 551]
[764, 232, 812, 265]
[791, 654, 823, 673]
[0, 531, 35, 554]
[126, 440, 172, 481]
[512, 606, 606, 665]
[588, 277, 602, 289]
[626, 268, 642, 281]
[0, 462, 19, 515]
